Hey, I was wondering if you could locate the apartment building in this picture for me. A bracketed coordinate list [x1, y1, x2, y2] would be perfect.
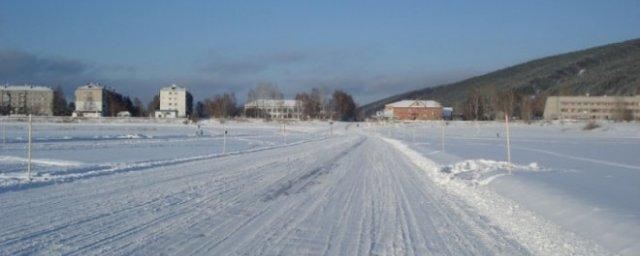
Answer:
[0, 85, 54, 116]
[74, 83, 109, 117]
[155, 84, 192, 118]
[544, 95, 640, 120]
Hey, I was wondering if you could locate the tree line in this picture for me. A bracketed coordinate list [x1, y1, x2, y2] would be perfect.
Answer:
[459, 86, 547, 121]
[49, 83, 358, 121]
[191, 83, 358, 121]
[459, 85, 635, 122]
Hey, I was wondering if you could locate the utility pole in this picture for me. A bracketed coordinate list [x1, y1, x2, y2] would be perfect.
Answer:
[27, 114, 32, 181]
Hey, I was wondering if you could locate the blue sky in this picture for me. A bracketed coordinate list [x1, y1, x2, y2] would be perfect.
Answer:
[1, 0, 639, 104]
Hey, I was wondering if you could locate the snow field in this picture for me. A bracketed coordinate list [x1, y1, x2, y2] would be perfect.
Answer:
[0, 120, 333, 190]
[0, 119, 637, 255]
[0, 120, 533, 255]
[382, 137, 610, 255]
[371, 120, 640, 255]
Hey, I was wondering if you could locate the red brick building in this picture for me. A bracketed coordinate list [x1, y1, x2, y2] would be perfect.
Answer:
[384, 100, 443, 120]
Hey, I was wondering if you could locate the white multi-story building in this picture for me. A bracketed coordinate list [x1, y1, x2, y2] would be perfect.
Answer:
[544, 95, 640, 120]
[244, 99, 302, 120]
[0, 85, 54, 116]
[74, 83, 108, 117]
[155, 84, 192, 118]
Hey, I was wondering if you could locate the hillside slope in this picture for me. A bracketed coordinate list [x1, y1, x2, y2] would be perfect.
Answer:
[359, 38, 640, 117]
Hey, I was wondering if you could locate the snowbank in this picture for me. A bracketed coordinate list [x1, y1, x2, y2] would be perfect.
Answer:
[439, 159, 540, 186]
[382, 137, 612, 256]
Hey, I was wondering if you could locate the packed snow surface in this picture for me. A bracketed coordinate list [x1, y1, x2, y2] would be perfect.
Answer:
[0, 118, 637, 255]
[374, 120, 640, 255]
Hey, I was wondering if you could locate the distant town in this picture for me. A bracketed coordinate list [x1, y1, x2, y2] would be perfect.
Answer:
[1, 83, 639, 121]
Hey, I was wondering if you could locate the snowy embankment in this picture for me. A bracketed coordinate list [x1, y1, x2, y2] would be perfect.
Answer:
[374, 121, 640, 255]
[382, 137, 610, 256]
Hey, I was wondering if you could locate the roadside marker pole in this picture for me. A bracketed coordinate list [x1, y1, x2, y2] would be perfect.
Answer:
[441, 120, 445, 153]
[1, 116, 5, 148]
[505, 113, 512, 173]
[27, 114, 32, 181]
[282, 122, 286, 144]
[222, 128, 227, 154]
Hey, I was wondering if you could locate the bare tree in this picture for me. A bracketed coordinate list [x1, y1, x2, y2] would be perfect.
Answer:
[295, 87, 325, 119]
[246, 83, 283, 119]
[464, 88, 484, 120]
[295, 92, 311, 120]
[206, 93, 237, 118]
[496, 88, 516, 118]
[613, 97, 633, 121]
[310, 87, 325, 119]
[520, 95, 533, 122]
[247, 83, 283, 102]
[132, 97, 146, 117]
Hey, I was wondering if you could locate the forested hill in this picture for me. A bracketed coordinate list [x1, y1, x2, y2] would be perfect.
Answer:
[358, 38, 640, 118]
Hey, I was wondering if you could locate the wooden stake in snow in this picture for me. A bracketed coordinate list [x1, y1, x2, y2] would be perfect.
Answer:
[441, 120, 445, 153]
[505, 113, 512, 173]
[282, 122, 286, 144]
[1, 116, 5, 147]
[27, 114, 32, 181]
[222, 128, 227, 154]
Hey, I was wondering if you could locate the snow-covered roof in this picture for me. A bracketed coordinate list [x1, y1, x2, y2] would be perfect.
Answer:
[77, 82, 103, 90]
[385, 100, 441, 108]
[245, 99, 298, 108]
[0, 85, 52, 92]
[161, 84, 187, 92]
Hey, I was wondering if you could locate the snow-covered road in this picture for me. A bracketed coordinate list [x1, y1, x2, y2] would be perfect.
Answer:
[0, 133, 534, 255]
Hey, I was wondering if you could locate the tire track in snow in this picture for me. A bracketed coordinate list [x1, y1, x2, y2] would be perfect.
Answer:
[0, 135, 331, 193]
[1, 133, 555, 255]
[198, 137, 367, 255]
[0, 137, 355, 255]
